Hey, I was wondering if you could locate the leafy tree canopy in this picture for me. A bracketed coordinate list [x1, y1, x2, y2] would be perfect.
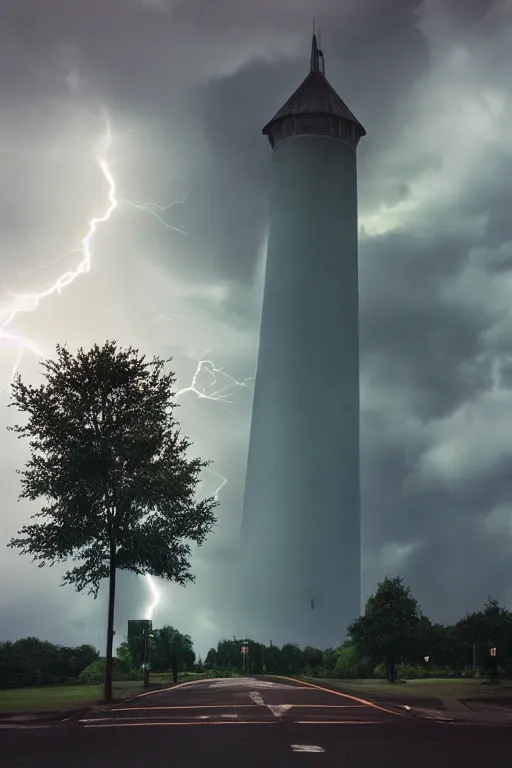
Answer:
[7, 341, 218, 701]
[151, 625, 195, 673]
[7, 341, 218, 595]
[348, 576, 424, 675]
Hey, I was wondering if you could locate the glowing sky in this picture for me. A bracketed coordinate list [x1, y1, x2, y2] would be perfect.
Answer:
[1, 0, 512, 656]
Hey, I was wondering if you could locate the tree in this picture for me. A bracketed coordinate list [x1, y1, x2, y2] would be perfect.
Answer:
[204, 648, 217, 669]
[455, 597, 512, 677]
[0, 638, 100, 689]
[115, 641, 133, 669]
[7, 342, 218, 703]
[348, 576, 423, 683]
[280, 643, 303, 674]
[151, 625, 195, 682]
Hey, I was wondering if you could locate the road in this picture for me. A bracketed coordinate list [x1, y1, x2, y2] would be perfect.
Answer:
[1, 676, 510, 767]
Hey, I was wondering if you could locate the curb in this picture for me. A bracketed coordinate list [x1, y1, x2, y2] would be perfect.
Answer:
[405, 708, 512, 727]
[288, 678, 512, 727]
[0, 679, 200, 725]
[0, 707, 92, 724]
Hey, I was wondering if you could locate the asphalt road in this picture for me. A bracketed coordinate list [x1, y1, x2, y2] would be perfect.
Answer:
[1, 676, 510, 767]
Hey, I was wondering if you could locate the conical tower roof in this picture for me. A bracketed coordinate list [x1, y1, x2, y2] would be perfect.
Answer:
[263, 34, 366, 150]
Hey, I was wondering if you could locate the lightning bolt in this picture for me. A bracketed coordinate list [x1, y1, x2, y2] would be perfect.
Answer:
[0, 120, 118, 384]
[0, 117, 251, 630]
[143, 469, 228, 623]
[123, 189, 193, 236]
[143, 362, 251, 622]
[175, 356, 254, 416]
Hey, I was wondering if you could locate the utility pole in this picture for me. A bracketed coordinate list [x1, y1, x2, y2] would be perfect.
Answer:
[473, 643, 476, 671]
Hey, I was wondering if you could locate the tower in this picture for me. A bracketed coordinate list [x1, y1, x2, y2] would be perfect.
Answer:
[239, 35, 366, 649]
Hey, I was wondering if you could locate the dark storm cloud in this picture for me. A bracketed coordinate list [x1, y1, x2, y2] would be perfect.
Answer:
[360, 227, 495, 421]
[1, 0, 512, 653]
[1, 0, 434, 288]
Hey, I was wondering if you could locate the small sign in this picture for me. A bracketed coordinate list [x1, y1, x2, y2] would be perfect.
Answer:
[241, 645, 248, 655]
[128, 619, 152, 639]
[424, 656, 430, 663]
[490, 647, 497, 657]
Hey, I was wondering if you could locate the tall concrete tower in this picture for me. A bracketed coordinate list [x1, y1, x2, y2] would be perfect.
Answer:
[239, 35, 366, 650]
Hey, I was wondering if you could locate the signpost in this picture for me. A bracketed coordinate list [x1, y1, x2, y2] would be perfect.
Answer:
[241, 642, 249, 672]
[128, 620, 152, 640]
[128, 620, 153, 687]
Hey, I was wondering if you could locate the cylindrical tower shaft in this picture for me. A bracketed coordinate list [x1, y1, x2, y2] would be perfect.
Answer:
[238, 35, 366, 650]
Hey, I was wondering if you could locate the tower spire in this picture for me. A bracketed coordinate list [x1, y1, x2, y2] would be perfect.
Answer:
[310, 29, 325, 75]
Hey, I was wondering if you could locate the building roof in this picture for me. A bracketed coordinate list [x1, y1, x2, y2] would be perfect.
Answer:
[262, 34, 366, 139]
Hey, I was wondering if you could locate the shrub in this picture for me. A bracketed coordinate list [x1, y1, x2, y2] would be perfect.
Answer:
[78, 658, 138, 684]
[333, 644, 373, 679]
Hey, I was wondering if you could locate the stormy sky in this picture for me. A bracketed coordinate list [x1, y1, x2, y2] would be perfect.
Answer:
[1, 0, 512, 657]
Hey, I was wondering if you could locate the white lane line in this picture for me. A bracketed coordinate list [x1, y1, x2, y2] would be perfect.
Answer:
[0, 724, 51, 730]
[249, 691, 265, 706]
[290, 704, 366, 709]
[112, 705, 255, 711]
[296, 720, 381, 725]
[291, 745, 325, 753]
[208, 678, 310, 690]
[83, 721, 275, 728]
[221, 714, 238, 719]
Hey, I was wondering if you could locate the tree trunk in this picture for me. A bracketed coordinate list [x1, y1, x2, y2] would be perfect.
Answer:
[104, 542, 117, 704]
[387, 658, 396, 684]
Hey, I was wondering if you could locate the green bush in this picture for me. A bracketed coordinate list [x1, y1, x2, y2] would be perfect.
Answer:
[372, 663, 387, 679]
[78, 658, 139, 684]
[333, 644, 373, 679]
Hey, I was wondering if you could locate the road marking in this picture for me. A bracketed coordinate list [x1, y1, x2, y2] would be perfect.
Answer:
[112, 705, 255, 711]
[207, 678, 309, 690]
[83, 721, 275, 728]
[126, 676, 212, 700]
[291, 745, 325, 753]
[0, 724, 51, 730]
[296, 720, 381, 725]
[267, 704, 292, 718]
[249, 690, 293, 719]
[290, 704, 365, 709]
[278, 677, 409, 719]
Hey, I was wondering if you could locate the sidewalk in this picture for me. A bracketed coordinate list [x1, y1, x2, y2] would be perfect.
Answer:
[401, 698, 512, 726]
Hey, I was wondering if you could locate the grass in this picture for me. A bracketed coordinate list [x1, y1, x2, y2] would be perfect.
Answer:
[307, 677, 512, 701]
[0, 673, 206, 714]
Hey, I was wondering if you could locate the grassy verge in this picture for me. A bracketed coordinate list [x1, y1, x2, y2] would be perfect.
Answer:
[306, 677, 512, 701]
[0, 673, 205, 714]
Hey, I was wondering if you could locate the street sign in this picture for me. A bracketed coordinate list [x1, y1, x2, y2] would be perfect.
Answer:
[128, 619, 152, 639]
[241, 645, 248, 655]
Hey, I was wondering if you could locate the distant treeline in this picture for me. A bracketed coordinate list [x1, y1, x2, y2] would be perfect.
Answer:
[204, 580, 512, 683]
[3, 579, 512, 690]
[0, 638, 99, 689]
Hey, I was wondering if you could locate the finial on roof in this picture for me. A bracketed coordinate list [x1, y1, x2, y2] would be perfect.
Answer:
[310, 30, 325, 75]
